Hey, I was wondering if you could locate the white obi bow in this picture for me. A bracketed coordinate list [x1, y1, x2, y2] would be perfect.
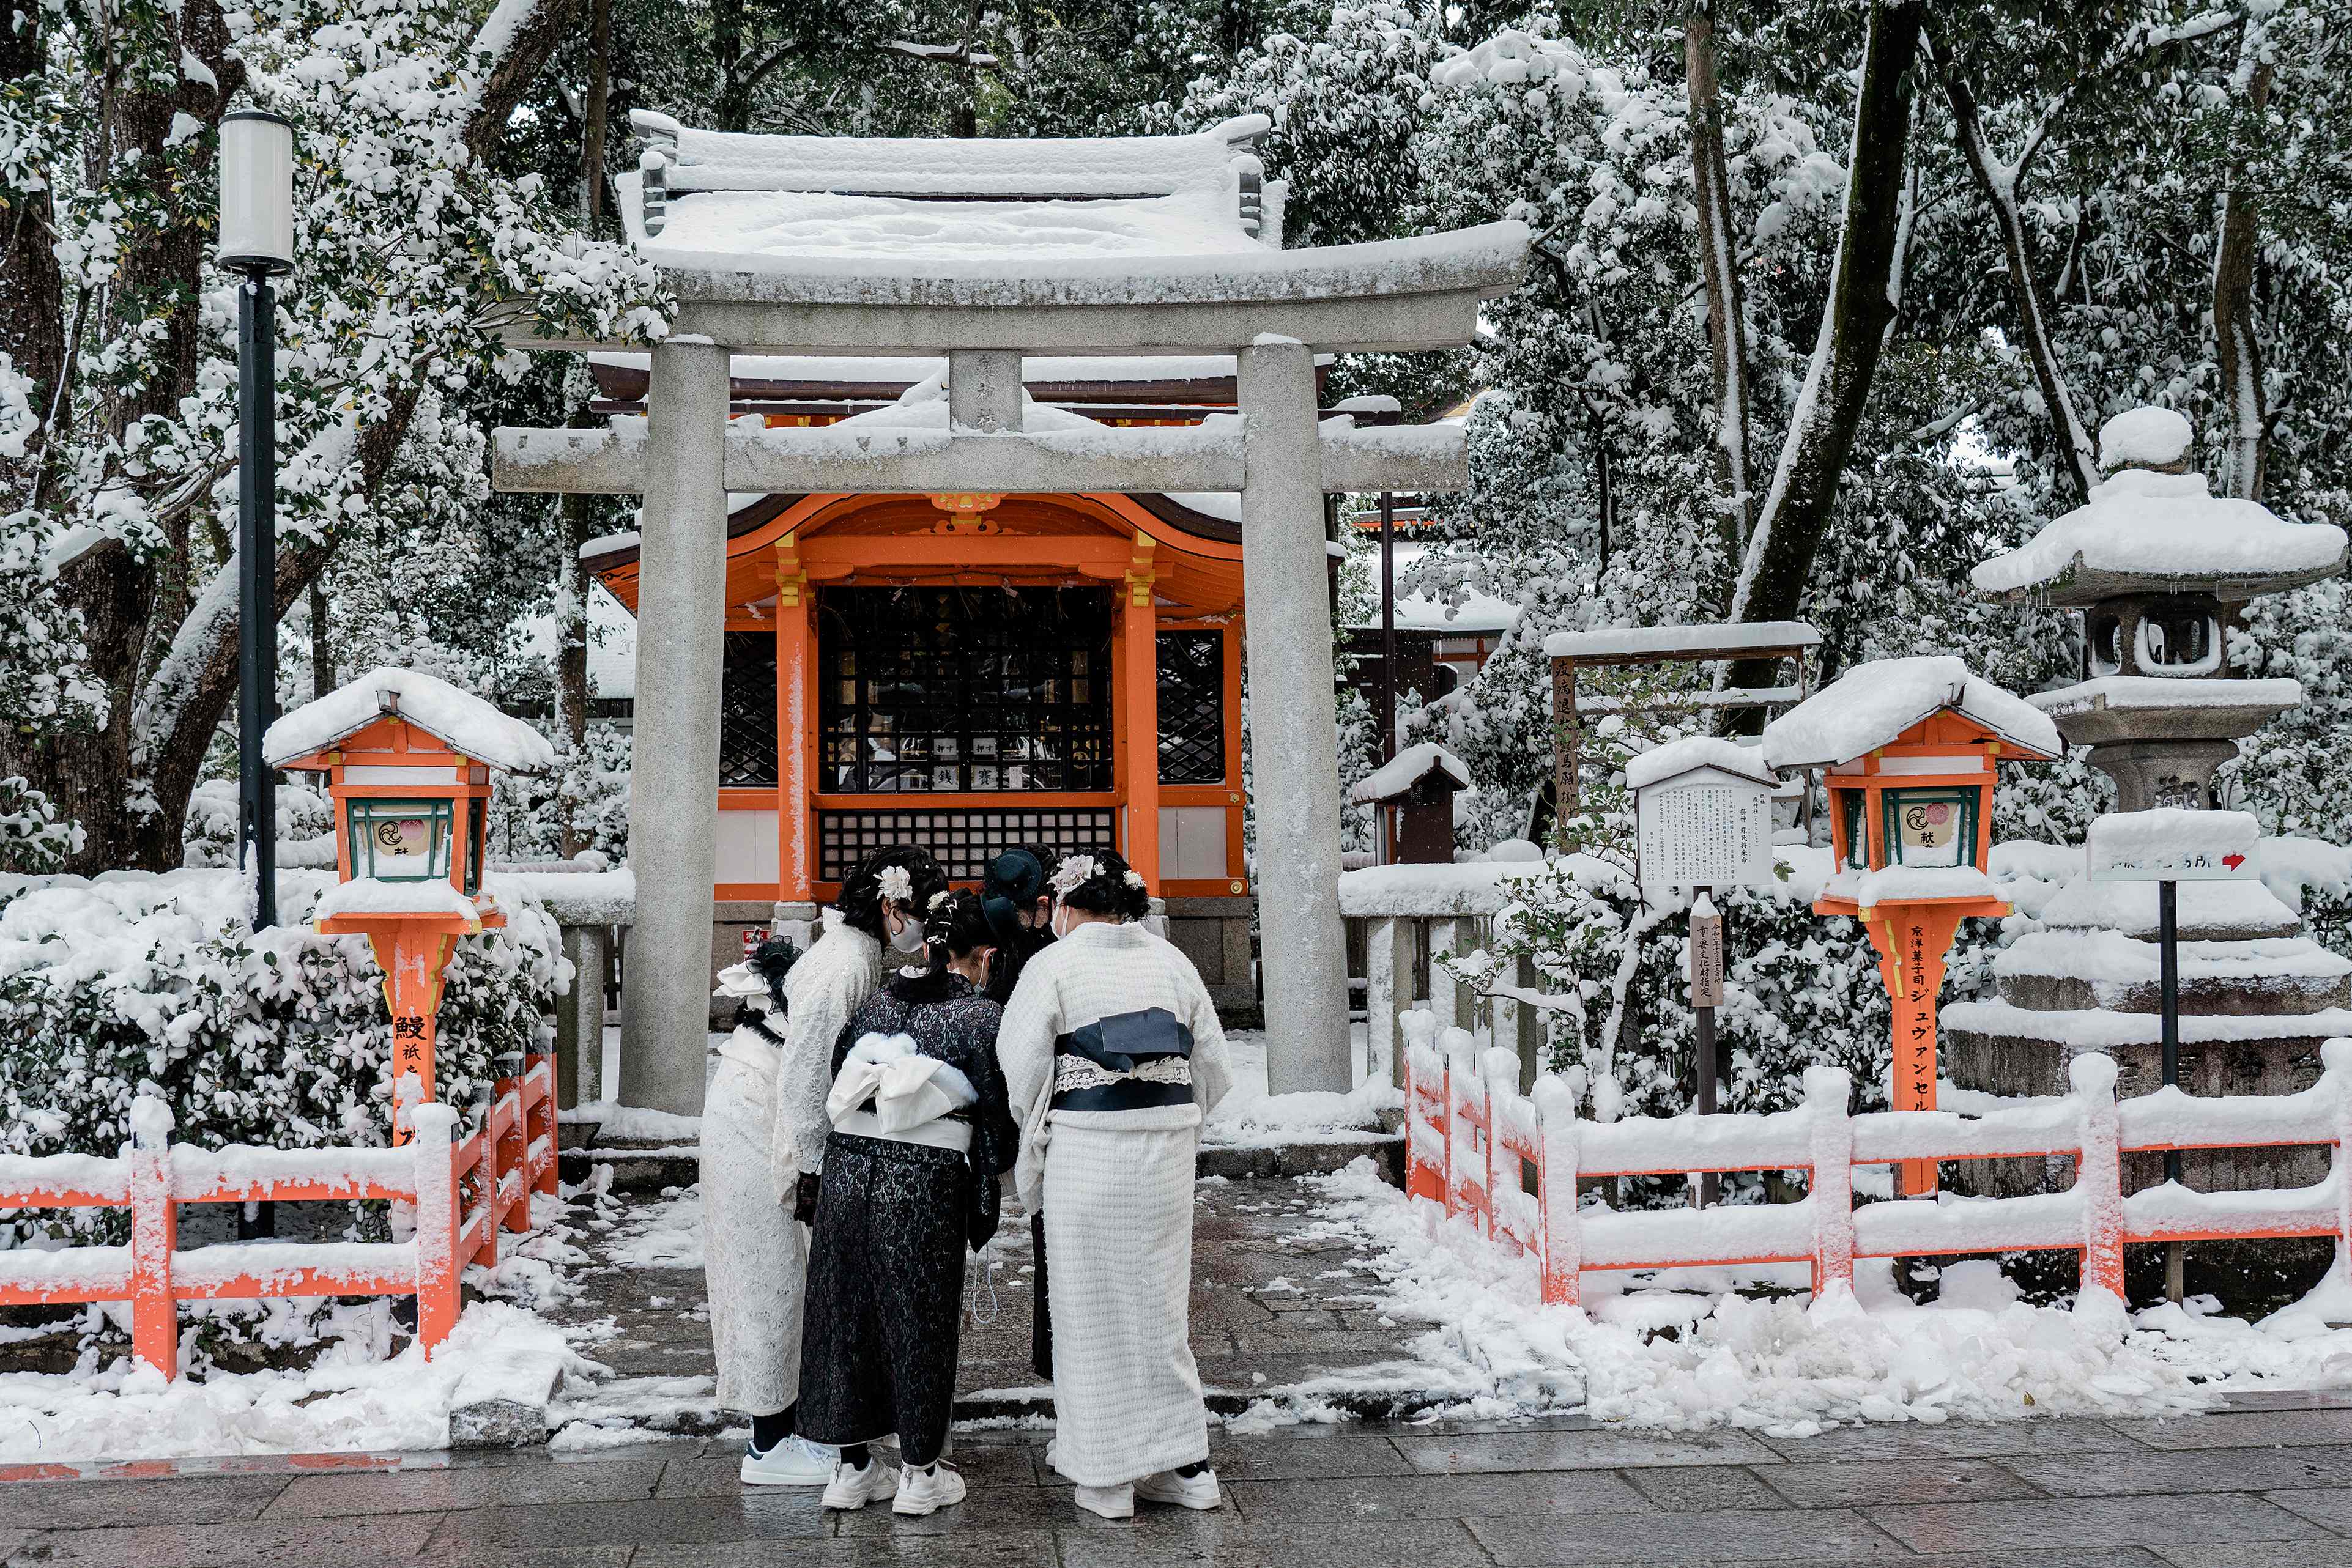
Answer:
[828, 1032, 977, 1134]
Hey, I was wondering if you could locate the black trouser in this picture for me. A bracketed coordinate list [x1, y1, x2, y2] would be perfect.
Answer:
[1030, 1209, 1053, 1381]
[796, 1133, 970, 1467]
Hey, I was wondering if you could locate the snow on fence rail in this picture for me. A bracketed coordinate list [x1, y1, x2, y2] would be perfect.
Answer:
[1400, 1010, 2352, 1310]
[0, 1052, 559, 1378]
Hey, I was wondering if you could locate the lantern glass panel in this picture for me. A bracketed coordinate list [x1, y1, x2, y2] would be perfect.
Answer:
[347, 799, 453, 882]
[1882, 788, 1976, 869]
[464, 802, 486, 894]
[1839, 789, 1868, 869]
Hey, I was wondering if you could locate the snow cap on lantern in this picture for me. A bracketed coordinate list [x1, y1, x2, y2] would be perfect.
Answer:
[267, 667, 553, 908]
[1762, 656, 2056, 919]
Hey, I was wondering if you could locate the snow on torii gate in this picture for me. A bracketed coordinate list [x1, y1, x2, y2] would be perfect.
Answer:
[489, 113, 1528, 1112]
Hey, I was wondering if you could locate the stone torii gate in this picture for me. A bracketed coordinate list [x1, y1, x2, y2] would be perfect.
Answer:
[490, 126, 1526, 1113]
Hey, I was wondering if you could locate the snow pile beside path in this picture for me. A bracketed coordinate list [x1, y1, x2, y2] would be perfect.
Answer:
[1203, 1032, 1399, 1148]
[560, 1100, 703, 1143]
[0, 1300, 590, 1463]
[1294, 1159, 2352, 1436]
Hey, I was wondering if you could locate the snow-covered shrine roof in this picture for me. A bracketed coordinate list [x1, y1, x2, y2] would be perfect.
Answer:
[1349, 741, 1472, 804]
[265, 667, 556, 774]
[1972, 468, 2347, 606]
[1760, 656, 2060, 770]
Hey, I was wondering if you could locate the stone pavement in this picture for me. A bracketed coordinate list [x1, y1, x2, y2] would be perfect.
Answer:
[552, 1173, 1448, 1429]
[13, 1399, 2352, 1565]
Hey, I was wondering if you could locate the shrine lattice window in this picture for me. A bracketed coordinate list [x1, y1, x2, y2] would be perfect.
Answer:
[1157, 631, 1225, 784]
[818, 587, 1114, 793]
[719, 631, 779, 786]
[818, 807, 1116, 884]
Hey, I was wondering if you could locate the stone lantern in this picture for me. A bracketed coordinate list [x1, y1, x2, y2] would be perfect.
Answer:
[1973, 407, 2346, 810]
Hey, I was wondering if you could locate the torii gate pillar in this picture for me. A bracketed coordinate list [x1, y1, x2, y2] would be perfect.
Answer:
[621, 338, 732, 1114]
[1239, 338, 1351, 1094]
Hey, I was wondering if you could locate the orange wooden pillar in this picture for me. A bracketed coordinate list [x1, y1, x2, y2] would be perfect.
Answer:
[1864, 904, 1967, 1197]
[1122, 533, 1161, 890]
[126, 1101, 178, 1378]
[773, 534, 814, 903]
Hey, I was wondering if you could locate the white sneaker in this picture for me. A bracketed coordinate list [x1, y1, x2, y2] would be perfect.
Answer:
[1073, 1482, 1135, 1519]
[739, 1434, 835, 1487]
[1135, 1466, 1222, 1510]
[892, 1461, 966, 1516]
[822, 1457, 899, 1511]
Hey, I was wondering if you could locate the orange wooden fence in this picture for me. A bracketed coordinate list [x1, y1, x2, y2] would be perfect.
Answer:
[1399, 1010, 2352, 1309]
[0, 1052, 558, 1377]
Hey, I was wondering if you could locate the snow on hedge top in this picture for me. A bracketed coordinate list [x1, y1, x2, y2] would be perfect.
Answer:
[264, 668, 555, 774]
[1624, 736, 1776, 791]
[633, 111, 1268, 201]
[1971, 467, 2346, 599]
[1760, 656, 2059, 768]
[2098, 406, 2193, 471]
[1349, 742, 1471, 803]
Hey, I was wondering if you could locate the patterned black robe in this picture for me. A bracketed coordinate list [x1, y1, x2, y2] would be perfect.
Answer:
[795, 970, 1017, 1465]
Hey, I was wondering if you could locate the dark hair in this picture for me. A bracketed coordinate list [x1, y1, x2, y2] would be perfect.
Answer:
[921, 888, 997, 974]
[836, 846, 948, 940]
[733, 935, 801, 1030]
[1053, 846, 1151, 922]
[980, 847, 1057, 945]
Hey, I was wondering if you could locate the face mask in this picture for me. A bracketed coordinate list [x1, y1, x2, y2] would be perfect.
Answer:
[889, 913, 927, 953]
[1050, 903, 1075, 941]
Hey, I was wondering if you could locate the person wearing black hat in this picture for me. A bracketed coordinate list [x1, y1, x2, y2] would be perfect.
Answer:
[979, 847, 1058, 1005]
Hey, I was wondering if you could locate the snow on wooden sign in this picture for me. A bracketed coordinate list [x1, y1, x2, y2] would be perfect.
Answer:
[1630, 737, 1777, 889]
[2087, 807, 2261, 884]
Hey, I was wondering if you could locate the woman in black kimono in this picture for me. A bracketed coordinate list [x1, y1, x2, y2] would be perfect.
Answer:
[798, 889, 1018, 1516]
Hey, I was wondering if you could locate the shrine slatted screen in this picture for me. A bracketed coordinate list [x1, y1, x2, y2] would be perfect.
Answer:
[719, 632, 780, 786]
[820, 587, 1113, 794]
[818, 807, 1119, 884]
[1156, 629, 1225, 785]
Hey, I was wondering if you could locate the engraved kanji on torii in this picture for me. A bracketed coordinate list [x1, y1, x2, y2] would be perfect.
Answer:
[487, 110, 1530, 1114]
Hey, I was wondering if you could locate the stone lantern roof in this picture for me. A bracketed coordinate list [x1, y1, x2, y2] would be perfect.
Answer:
[1972, 408, 2346, 607]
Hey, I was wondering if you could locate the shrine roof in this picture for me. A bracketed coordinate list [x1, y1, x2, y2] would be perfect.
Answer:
[1760, 656, 2060, 769]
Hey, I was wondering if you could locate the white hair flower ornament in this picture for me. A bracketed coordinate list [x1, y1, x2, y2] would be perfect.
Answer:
[876, 865, 914, 904]
[1123, 870, 1146, 890]
[927, 889, 951, 911]
[1050, 854, 1099, 895]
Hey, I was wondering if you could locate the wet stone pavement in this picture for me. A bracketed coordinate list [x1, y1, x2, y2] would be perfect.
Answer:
[550, 1173, 1447, 1426]
[15, 1401, 2352, 1565]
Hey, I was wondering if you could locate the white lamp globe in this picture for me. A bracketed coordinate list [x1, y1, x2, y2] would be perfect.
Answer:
[217, 108, 295, 275]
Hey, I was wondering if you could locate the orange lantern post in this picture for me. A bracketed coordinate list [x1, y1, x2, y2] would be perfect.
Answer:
[265, 670, 554, 1139]
[1762, 658, 2058, 1197]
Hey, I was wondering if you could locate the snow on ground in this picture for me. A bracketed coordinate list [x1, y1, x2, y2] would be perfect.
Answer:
[1201, 1030, 1400, 1148]
[1256, 1158, 2352, 1438]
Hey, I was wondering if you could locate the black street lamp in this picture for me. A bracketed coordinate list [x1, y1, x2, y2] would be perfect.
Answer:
[218, 108, 295, 930]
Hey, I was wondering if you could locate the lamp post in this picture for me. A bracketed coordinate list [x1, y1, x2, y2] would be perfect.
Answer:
[218, 108, 295, 931]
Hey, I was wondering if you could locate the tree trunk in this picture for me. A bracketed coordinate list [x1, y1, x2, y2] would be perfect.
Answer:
[25, 0, 581, 872]
[713, 0, 748, 132]
[557, 492, 595, 858]
[1685, 0, 1753, 604]
[1721, 0, 1923, 715]
[309, 580, 334, 700]
[1928, 31, 2099, 500]
[1, 9, 66, 487]
[581, 0, 614, 227]
[2213, 62, 2274, 501]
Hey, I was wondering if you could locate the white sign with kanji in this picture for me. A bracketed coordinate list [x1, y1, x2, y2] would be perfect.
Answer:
[1636, 769, 1776, 890]
[2087, 808, 2261, 884]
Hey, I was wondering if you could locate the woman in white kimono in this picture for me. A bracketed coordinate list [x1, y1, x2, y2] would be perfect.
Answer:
[702, 846, 940, 1486]
[997, 848, 1234, 1519]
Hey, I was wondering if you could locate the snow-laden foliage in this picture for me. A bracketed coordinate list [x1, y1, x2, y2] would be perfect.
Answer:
[0, 0, 669, 868]
[0, 870, 565, 1246]
[490, 720, 631, 862]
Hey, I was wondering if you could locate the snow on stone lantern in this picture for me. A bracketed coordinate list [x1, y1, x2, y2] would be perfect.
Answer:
[1762, 657, 2060, 1197]
[265, 668, 556, 1134]
[1972, 406, 2346, 811]
[1349, 741, 1471, 865]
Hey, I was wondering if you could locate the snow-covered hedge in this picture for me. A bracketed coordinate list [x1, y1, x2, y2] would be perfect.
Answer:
[0, 869, 566, 1245]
